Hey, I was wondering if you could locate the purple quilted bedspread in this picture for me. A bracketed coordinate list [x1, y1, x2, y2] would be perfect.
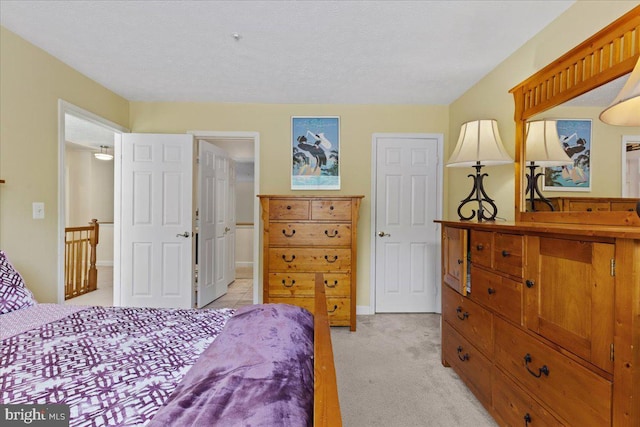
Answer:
[1, 305, 235, 426]
[147, 304, 314, 427]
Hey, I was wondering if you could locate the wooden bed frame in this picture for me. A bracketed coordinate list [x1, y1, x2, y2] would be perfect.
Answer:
[313, 272, 342, 426]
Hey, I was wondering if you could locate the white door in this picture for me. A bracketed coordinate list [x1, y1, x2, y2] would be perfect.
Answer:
[197, 141, 220, 306]
[374, 134, 441, 313]
[225, 160, 237, 284]
[120, 133, 194, 308]
[622, 135, 640, 198]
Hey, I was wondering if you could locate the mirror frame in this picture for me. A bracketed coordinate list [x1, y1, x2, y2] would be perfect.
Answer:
[510, 6, 640, 226]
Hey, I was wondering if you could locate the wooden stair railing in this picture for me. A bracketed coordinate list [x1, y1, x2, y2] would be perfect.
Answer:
[65, 219, 99, 300]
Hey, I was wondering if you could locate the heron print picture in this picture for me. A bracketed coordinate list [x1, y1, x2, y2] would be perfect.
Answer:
[543, 119, 592, 192]
[291, 116, 340, 190]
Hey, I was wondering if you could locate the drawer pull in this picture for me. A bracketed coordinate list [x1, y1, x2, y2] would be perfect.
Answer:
[324, 280, 339, 288]
[501, 250, 510, 257]
[328, 304, 338, 313]
[525, 279, 535, 288]
[286, 205, 292, 210]
[282, 229, 296, 237]
[457, 259, 463, 265]
[476, 244, 484, 251]
[487, 287, 496, 295]
[324, 229, 339, 237]
[586, 207, 593, 212]
[281, 279, 295, 287]
[455, 306, 469, 320]
[524, 353, 549, 378]
[329, 205, 335, 211]
[325, 255, 338, 263]
[282, 255, 296, 263]
[524, 413, 532, 426]
[457, 346, 469, 361]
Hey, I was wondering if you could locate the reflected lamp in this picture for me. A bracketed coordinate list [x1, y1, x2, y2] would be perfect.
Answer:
[525, 120, 573, 211]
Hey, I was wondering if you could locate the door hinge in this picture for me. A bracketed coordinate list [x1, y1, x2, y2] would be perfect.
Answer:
[610, 343, 614, 361]
[610, 258, 616, 277]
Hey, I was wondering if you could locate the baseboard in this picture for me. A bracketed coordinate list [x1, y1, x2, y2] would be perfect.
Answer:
[356, 305, 373, 315]
[235, 261, 253, 268]
[96, 261, 114, 267]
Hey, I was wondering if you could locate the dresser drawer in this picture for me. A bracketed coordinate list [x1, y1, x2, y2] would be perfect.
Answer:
[269, 199, 310, 220]
[311, 200, 352, 221]
[470, 265, 522, 325]
[268, 248, 351, 271]
[268, 272, 350, 297]
[268, 296, 350, 326]
[566, 201, 610, 212]
[322, 273, 351, 297]
[269, 223, 352, 247]
[470, 230, 492, 269]
[494, 233, 523, 277]
[326, 297, 350, 325]
[493, 367, 564, 427]
[442, 322, 492, 407]
[494, 317, 611, 426]
[268, 297, 315, 314]
[610, 201, 637, 212]
[442, 285, 493, 357]
[267, 273, 315, 297]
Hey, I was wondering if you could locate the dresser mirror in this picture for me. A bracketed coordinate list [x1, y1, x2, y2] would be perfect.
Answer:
[524, 76, 640, 212]
[511, 7, 640, 225]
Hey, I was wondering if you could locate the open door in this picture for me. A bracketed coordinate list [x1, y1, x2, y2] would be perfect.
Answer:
[197, 141, 234, 306]
[119, 133, 194, 308]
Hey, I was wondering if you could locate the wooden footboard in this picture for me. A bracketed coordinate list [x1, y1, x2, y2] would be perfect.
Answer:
[313, 273, 342, 426]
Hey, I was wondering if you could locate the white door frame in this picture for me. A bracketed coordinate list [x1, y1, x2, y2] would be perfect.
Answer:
[188, 131, 260, 304]
[57, 100, 129, 303]
[621, 135, 640, 197]
[369, 133, 443, 315]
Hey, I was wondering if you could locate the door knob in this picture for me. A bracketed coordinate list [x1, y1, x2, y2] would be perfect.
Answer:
[378, 231, 390, 237]
[176, 231, 190, 238]
[224, 226, 231, 233]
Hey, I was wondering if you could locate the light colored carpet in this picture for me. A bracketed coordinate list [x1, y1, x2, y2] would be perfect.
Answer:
[331, 314, 498, 427]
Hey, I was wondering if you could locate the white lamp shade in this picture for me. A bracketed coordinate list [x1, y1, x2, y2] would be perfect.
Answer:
[446, 119, 513, 167]
[525, 120, 573, 167]
[599, 57, 640, 126]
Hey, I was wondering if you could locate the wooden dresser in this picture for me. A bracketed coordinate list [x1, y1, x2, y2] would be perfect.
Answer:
[259, 195, 363, 331]
[438, 220, 640, 426]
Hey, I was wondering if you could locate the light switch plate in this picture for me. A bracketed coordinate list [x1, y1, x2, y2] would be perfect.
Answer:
[32, 202, 45, 219]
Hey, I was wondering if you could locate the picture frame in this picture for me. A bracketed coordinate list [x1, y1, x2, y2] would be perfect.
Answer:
[291, 116, 340, 190]
[543, 118, 592, 192]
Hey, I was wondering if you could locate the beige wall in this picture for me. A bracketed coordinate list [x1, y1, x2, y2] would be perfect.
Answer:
[447, 1, 640, 221]
[0, 27, 129, 303]
[2, 0, 637, 306]
[130, 102, 450, 308]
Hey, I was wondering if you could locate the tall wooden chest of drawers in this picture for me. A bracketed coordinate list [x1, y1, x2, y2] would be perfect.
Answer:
[259, 195, 363, 331]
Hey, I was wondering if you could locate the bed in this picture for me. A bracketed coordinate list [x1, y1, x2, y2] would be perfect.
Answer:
[0, 251, 341, 426]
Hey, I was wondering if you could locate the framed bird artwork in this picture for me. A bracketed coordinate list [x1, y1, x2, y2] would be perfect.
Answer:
[291, 116, 340, 190]
[543, 119, 592, 192]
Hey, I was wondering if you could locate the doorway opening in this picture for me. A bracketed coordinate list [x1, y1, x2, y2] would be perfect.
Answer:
[190, 131, 260, 306]
[57, 100, 127, 305]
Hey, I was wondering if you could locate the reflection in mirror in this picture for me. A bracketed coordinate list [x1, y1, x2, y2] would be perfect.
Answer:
[523, 75, 640, 212]
[524, 120, 572, 211]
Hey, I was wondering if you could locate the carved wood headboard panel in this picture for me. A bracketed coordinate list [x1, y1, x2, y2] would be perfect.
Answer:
[510, 6, 640, 224]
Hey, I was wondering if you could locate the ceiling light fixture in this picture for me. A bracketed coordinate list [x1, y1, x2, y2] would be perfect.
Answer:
[94, 145, 113, 161]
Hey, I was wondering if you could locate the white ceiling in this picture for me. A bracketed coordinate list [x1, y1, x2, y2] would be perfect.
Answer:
[0, 0, 576, 105]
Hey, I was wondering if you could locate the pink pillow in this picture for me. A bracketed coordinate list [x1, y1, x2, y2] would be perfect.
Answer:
[0, 251, 36, 314]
